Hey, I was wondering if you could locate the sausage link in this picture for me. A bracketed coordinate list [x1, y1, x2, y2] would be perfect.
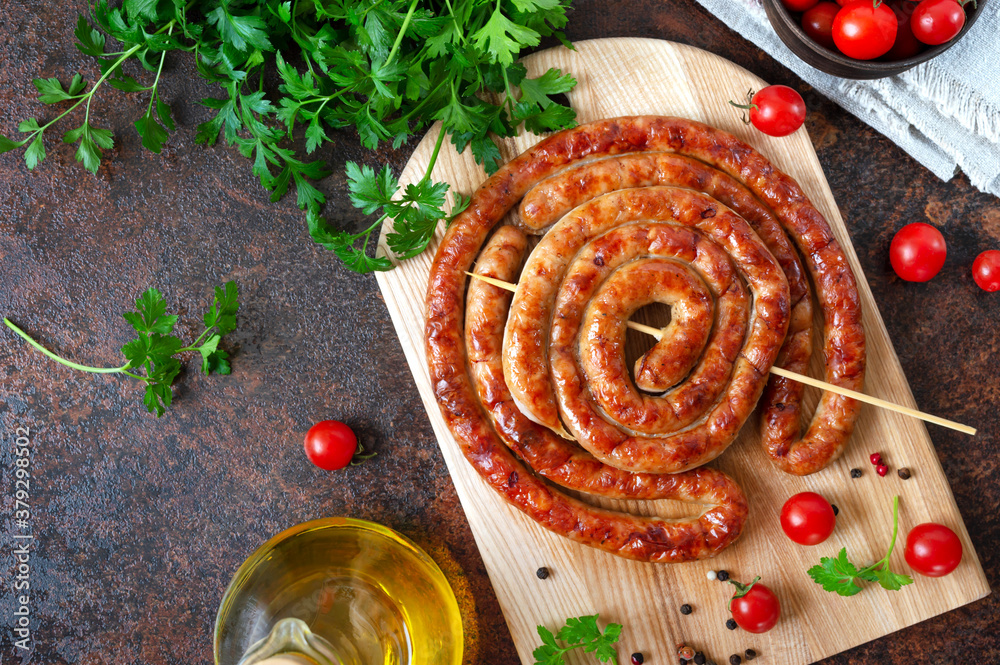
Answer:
[465, 225, 749, 561]
[517, 151, 824, 474]
[532, 187, 789, 473]
[426, 117, 866, 561]
[568, 224, 749, 436]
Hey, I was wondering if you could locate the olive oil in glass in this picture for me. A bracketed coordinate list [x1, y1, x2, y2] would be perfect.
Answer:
[214, 518, 463, 665]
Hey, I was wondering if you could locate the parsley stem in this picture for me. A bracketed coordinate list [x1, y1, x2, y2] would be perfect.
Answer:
[145, 26, 173, 120]
[385, 0, 421, 67]
[421, 125, 447, 184]
[863, 495, 902, 573]
[399, 77, 451, 122]
[178, 326, 214, 352]
[84, 42, 147, 126]
[26, 42, 144, 140]
[4, 318, 132, 375]
[347, 214, 389, 242]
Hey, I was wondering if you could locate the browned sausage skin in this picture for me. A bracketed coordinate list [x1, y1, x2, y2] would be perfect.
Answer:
[517, 151, 820, 472]
[425, 116, 865, 561]
[524, 188, 790, 473]
[464, 225, 749, 562]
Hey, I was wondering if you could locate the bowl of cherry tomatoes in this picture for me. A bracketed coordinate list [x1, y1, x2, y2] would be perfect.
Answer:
[763, 0, 985, 79]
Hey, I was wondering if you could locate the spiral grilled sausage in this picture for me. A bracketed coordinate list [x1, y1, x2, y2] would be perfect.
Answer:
[515, 152, 818, 472]
[465, 226, 749, 561]
[425, 117, 865, 561]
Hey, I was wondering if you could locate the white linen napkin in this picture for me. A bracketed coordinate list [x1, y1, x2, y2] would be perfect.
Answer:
[692, 0, 1000, 197]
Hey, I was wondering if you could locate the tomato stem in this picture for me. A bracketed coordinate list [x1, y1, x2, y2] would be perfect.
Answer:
[350, 439, 378, 465]
[729, 575, 761, 598]
[728, 88, 758, 125]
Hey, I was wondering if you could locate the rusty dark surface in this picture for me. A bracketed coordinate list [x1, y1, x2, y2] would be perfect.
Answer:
[0, 1, 997, 664]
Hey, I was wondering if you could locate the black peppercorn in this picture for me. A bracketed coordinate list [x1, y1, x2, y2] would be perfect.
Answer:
[694, 653, 706, 665]
[726, 618, 738, 630]
[831, 504, 839, 516]
[717, 569, 730, 581]
[898, 467, 911, 480]
[744, 649, 757, 660]
[536, 567, 549, 579]
[680, 603, 693, 615]
[631, 653, 644, 665]
[729, 655, 742, 665]
[850, 468, 863, 478]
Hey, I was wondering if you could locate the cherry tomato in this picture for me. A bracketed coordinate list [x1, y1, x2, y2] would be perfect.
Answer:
[802, 2, 841, 49]
[904, 523, 963, 577]
[746, 85, 807, 137]
[729, 578, 781, 633]
[782, 0, 819, 11]
[972, 250, 1000, 292]
[304, 420, 358, 470]
[911, 0, 966, 45]
[884, 1, 925, 59]
[833, 0, 898, 60]
[780, 492, 837, 545]
[889, 223, 947, 281]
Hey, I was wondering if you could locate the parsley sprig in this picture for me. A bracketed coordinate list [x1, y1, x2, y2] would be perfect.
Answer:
[1, 0, 578, 272]
[3, 282, 239, 417]
[807, 495, 914, 596]
[533, 614, 622, 665]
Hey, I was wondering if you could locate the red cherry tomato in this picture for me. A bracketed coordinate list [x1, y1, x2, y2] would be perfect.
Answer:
[729, 578, 781, 633]
[833, 0, 898, 60]
[802, 2, 841, 49]
[911, 0, 966, 45]
[904, 523, 963, 577]
[746, 85, 807, 137]
[973, 250, 1000, 292]
[780, 492, 837, 546]
[884, 1, 925, 59]
[304, 420, 358, 470]
[782, 0, 820, 11]
[889, 222, 947, 282]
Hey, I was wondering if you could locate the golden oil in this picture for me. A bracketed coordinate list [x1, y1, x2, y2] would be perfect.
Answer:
[215, 518, 463, 665]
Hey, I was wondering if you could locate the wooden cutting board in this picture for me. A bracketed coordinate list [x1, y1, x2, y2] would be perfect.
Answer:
[373, 38, 989, 665]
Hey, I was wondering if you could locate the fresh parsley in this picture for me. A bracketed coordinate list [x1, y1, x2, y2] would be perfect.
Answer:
[533, 614, 622, 665]
[3, 282, 239, 417]
[1, 0, 578, 272]
[807, 495, 914, 596]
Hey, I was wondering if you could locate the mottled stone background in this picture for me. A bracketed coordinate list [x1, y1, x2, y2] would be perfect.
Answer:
[0, 1, 996, 664]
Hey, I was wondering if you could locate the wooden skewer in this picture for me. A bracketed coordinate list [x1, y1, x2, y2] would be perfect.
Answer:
[465, 271, 977, 436]
[767, 367, 976, 435]
[468, 273, 669, 339]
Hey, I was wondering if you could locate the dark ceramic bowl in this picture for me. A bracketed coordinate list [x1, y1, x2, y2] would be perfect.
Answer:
[762, 0, 985, 79]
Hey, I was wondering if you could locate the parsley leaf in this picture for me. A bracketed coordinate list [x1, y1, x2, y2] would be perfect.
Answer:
[124, 287, 178, 334]
[2, 0, 579, 272]
[807, 548, 864, 597]
[206, 4, 272, 53]
[4, 282, 240, 417]
[33, 75, 87, 104]
[807, 496, 914, 597]
[533, 615, 621, 665]
[473, 6, 541, 66]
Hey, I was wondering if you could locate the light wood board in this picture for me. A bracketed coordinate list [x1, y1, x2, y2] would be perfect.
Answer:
[373, 38, 989, 665]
